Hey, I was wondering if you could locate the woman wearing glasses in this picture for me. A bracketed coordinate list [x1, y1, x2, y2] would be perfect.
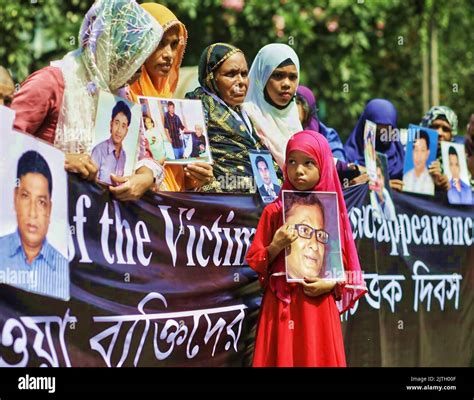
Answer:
[246, 130, 367, 367]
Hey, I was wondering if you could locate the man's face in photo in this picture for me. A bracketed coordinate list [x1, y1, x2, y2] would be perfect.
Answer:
[413, 137, 430, 172]
[376, 166, 385, 193]
[168, 104, 175, 115]
[257, 160, 271, 185]
[448, 153, 461, 180]
[110, 111, 129, 147]
[14, 173, 52, 251]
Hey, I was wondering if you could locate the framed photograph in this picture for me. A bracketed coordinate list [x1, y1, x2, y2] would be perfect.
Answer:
[441, 142, 472, 205]
[91, 90, 141, 185]
[402, 124, 438, 196]
[364, 119, 377, 189]
[370, 152, 396, 220]
[249, 150, 280, 203]
[282, 190, 345, 283]
[138, 96, 212, 165]
[0, 131, 70, 301]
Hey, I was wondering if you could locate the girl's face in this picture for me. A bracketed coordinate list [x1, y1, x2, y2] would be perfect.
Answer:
[144, 117, 154, 130]
[265, 64, 298, 107]
[287, 150, 320, 190]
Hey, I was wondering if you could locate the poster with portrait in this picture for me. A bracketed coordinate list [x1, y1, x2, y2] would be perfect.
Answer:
[0, 104, 15, 134]
[402, 124, 438, 196]
[91, 90, 141, 185]
[370, 152, 396, 221]
[249, 150, 280, 203]
[364, 119, 377, 189]
[440, 142, 472, 205]
[138, 96, 212, 165]
[282, 191, 345, 283]
[0, 131, 70, 301]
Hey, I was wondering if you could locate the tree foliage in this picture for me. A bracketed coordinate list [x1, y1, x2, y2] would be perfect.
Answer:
[0, 0, 472, 140]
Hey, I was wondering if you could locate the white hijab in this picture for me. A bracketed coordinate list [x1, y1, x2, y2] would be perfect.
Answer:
[243, 44, 302, 168]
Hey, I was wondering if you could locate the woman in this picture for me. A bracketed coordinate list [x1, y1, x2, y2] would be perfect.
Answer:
[344, 99, 405, 189]
[11, 0, 164, 201]
[186, 43, 276, 193]
[420, 105, 459, 191]
[129, 3, 214, 192]
[295, 85, 346, 162]
[243, 43, 302, 169]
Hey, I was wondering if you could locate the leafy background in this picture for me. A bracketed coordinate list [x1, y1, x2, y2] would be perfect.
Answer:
[0, 0, 472, 140]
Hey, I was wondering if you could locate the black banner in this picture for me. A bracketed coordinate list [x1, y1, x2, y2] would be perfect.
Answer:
[0, 175, 472, 367]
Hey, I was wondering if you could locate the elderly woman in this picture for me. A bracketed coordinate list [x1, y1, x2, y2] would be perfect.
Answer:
[419, 105, 459, 191]
[11, 0, 163, 201]
[129, 3, 214, 192]
[243, 44, 303, 170]
[186, 43, 277, 193]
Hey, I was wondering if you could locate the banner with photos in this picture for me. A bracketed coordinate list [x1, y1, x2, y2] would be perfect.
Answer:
[0, 176, 472, 367]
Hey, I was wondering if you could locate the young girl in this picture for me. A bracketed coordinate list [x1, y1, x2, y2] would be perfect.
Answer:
[246, 130, 367, 367]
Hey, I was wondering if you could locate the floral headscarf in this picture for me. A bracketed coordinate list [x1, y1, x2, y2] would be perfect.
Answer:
[420, 105, 458, 136]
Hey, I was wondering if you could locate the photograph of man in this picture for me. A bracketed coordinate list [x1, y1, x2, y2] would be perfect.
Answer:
[91, 100, 131, 184]
[163, 100, 188, 159]
[403, 129, 436, 195]
[0, 150, 69, 300]
[371, 154, 396, 220]
[445, 145, 472, 204]
[255, 155, 280, 200]
[184, 124, 207, 159]
[284, 193, 328, 281]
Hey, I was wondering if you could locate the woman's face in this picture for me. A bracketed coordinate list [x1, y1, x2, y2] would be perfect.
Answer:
[144, 117, 154, 130]
[265, 64, 298, 107]
[286, 203, 325, 280]
[144, 25, 180, 80]
[429, 118, 453, 143]
[287, 150, 320, 190]
[214, 52, 249, 108]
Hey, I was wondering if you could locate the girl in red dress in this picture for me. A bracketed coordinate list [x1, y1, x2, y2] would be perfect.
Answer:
[246, 130, 367, 367]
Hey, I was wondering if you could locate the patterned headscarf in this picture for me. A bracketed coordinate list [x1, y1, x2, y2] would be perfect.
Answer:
[420, 105, 458, 136]
[52, 0, 163, 153]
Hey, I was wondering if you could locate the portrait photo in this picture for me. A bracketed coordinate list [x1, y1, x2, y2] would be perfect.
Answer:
[364, 119, 377, 189]
[282, 191, 345, 283]
[91, 90, 141, 185]
[0, 131, 70, 301]
[370, 152, 396, 221]
[441, 142, 472, 205]
[249, 150, 280, 203]
[403, 124, 438, 196]
[138, 96, 212, 165]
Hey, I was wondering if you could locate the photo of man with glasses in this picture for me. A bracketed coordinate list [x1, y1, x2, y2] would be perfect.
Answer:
[283, 191, 344, 283]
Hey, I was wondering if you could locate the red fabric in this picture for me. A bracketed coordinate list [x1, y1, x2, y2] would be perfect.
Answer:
[280, 130, 367, 313]
[247, 203, 346, 367]
[11, 66, 64, 144]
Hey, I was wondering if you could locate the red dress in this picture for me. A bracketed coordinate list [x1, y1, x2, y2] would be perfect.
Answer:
[246, 202, 346, 367]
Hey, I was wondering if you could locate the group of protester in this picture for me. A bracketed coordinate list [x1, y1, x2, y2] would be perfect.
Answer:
[1, 0, 472, 368]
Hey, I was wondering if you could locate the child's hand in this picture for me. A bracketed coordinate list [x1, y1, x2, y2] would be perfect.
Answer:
[270, 223, 298, 253]
[302, 277, 336, 297]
